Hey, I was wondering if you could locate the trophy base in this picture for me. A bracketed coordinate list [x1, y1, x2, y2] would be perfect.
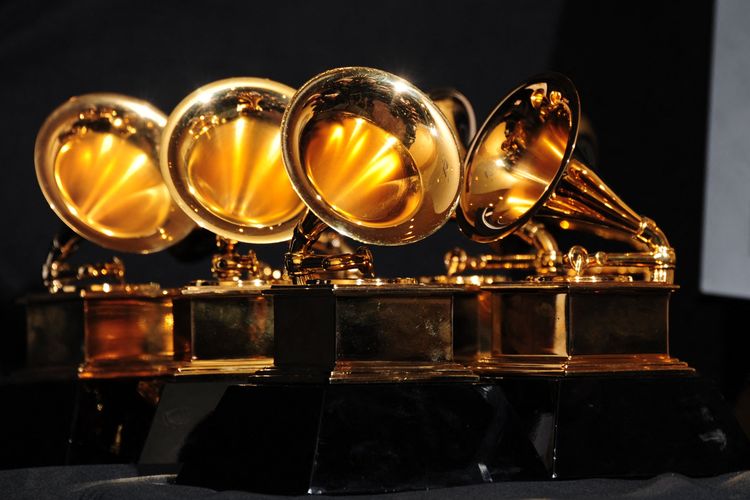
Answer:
[268, 283, 476, 383]
[259, 360, 477, 383]
[470, 354, 692, 375]
[174, 358, 272, 376]
[175, 372, 750, 495]
[78, 358, 180, 379]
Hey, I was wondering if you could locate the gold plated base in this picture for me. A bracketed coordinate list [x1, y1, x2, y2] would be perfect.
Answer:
[469, 354, 691, 376]
[174, 358, 272, 376]
[25, 286, 177, 379]
[266, 283, 477, 383]
[172, 284, 275, 376]
[78, 357, 180, 379]
[329, 361, 477, 383]
[454, 281, 686, 375]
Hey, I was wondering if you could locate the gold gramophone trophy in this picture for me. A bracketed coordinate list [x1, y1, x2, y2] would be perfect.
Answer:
[28, 93, 194, 379]
[160, 77, 307, 375]
[266, 66, 475, 382]
[454, 73, 687, 374]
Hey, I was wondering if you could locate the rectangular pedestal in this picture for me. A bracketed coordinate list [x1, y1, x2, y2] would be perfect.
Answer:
[172, 287, 274, 376]
[457, 282, 689, 374]
[267, 284, 476, 382]
[25, 292, 177, 379]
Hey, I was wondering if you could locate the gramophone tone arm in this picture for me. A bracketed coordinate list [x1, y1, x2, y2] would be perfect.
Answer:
[286, 211, 375, 284]
[42, 227, 126, 293]
[211, 237, 260, 282]
[445, 221, 561, 277]
[564, 245, 675, 283]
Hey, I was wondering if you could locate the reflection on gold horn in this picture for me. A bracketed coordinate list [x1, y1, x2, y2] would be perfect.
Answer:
[161, 78, 306, 284]
[456, 73, 675, 283]
[35, 93, 195, 257]
[428, 88, 476, 159]
[282, 67, 463, 283]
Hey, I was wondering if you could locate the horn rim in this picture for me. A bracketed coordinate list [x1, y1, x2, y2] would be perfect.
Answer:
[161, 77, 305, 244]
[456, 72, 581, 243]
[34, 93, 195, 254]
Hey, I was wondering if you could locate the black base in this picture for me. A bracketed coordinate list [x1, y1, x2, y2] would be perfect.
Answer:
[176, 373, 750, 495]
[67, 378, 164, 464]
[0, 376, 165, 468]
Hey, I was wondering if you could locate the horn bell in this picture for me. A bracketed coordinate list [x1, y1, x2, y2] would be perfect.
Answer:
[282, 66, 463, 247]
[35, 94, 195, 253]
[161, 78, 306, 244]
[456, 73, 674, 282]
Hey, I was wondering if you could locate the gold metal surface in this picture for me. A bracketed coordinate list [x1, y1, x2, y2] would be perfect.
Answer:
[303, 115, 422, 228]
[161, 78, 306, 373]
[80, 290, 176, 378]
[265, 283, 477, 383]
[172, 285, 275, 376]
[24, 285, 180, 379]
[444, 220, 562, 281]
[35, 94, 195, 253]
[162, 77, 305, 245]
[461, 282, 691, 375]
[457, 74, 675, 283]
[282, 67, 463, 281]
[42, 229, 126, 293]
[428, 88, 477, 159]
[32, 94, 191, 378]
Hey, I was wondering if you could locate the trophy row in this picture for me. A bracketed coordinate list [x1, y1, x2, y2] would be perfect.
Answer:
[26, 67, 687, 382]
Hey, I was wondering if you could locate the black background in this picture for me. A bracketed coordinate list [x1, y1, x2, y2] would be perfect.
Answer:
[1, 0, 746, 420]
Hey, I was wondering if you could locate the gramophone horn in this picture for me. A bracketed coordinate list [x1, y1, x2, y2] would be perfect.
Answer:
[456, 73, 675, 282]
[161, 78, 307, 281]
[428, 88, 560, 281]
[428, 88, 477, 157]
[35, 94, 195, 291]
[282, 67, 463, 281]
[35, 93, 195, 254]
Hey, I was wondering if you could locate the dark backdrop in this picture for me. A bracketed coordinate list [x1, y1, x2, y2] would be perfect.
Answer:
[2, 0, 745, 419]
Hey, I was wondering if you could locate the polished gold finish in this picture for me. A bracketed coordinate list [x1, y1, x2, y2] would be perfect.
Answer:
[210, 237, 261, 284]
[162, 77, 305, 246]
[282, 67, 463, 282]
[162, 77, 306, 286]
[264, 283, 477, 383]
[450, 74, 685, 376]
[444, 220, 561, 281]
[78, 284, 177, 378]
[458, 281, 691, 375]
[32, 94, 192, 377]
[457, 74, 675, 283]
[427, 89, 559, 283]
[161, 78, 306, 374]
[35, 94, 194, 254]
[428, 88, 477, 159]
[303, 115, 422, 228]
[42, 229, 125, 293]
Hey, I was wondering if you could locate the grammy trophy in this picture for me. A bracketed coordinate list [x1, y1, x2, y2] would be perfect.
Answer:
[267, 66, 475, 383]
[29, 93, 194, 379]
[454, 73, 687, 374]
[160, 77, 307, 375]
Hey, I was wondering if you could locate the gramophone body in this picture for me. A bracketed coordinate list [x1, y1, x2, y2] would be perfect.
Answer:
[161, 78, 306, 375]
[29, 93, 193, 379]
